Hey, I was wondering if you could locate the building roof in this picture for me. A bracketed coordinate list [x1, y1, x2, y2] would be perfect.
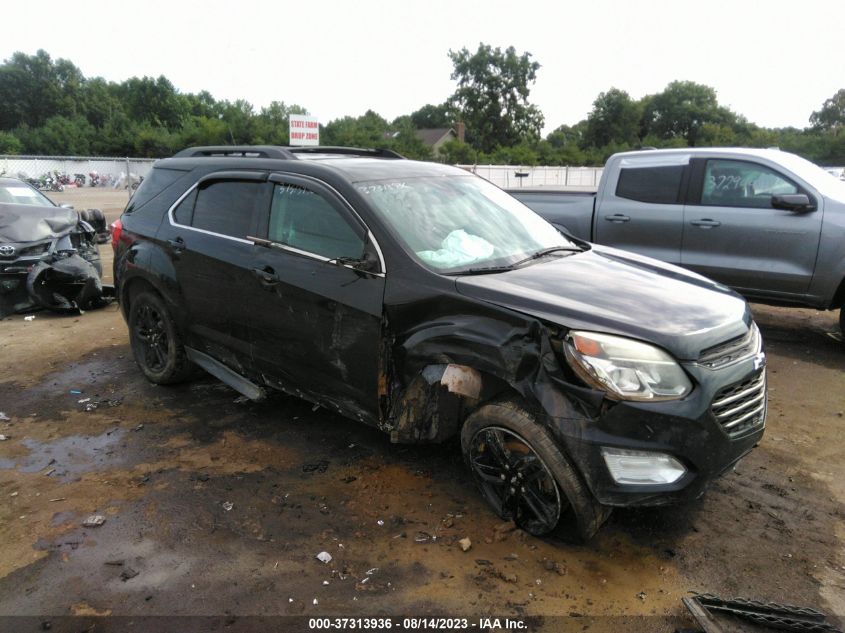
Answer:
[415, 128, 456, 146]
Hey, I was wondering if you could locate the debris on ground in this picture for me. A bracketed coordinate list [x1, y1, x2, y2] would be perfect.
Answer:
[120, 567, 139, 582]
[69, 390, 82, 395]
[414, 531, 434, 544]
[683, 593, 844, 633]
[341, 476, 357, 483]
[542, 559, 566, 576]
[0, 435, 8, 441]
[24, 315, 35, 321]
[233, 396, 249, 404]
[222, 501, 234, 512]
[0, 412, 9, 421]
[81, 515, 106, 528]
[316, 551, 332, 564]
[458, 537, 472, 552]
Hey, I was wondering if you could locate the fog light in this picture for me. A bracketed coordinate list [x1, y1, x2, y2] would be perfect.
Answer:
[601, 448, 686, 485]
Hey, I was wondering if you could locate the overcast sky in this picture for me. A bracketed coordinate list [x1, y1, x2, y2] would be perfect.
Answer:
[2, 0, 843, 134]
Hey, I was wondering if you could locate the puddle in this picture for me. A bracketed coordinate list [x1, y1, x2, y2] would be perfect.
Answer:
[0, 429, 126, 480]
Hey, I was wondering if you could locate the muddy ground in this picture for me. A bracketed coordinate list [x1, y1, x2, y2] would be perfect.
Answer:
[0, 190, 843, 632]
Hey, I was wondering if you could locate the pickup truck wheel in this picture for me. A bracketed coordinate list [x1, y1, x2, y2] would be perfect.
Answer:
[128, 291, 194, 385]
[461, 400, 609, 540]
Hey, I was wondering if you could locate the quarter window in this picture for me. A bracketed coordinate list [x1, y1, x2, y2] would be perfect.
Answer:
[190, 180, 264, 238]
[269, 184, 364, 259]
[701, 160, 798, 208]
[616, 165, 684, 204]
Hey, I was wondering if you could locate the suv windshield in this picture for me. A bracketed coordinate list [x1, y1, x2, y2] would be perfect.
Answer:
[357, 175, 575, 273]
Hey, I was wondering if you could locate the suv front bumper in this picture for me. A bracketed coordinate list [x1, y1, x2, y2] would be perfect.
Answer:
[545, 351, 766, 507]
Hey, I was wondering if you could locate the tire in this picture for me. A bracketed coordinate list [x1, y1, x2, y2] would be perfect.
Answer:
[461, 399, 610, 541]
[128, 291, 195, 385]
[840, 307, 844, 336]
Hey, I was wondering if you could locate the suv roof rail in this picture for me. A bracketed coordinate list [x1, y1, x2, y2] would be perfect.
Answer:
[172, 146, 296, 159]
[172, 145, 405, 160]
[288, 146, 405, 159]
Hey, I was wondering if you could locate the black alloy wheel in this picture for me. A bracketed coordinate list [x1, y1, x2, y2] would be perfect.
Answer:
[468, 426, 563, 535]
[128, 291, 195, 384]
[134, 302, 169, 373]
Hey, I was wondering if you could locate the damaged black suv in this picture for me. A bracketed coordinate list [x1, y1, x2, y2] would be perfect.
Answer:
[113, 146, 766, 539]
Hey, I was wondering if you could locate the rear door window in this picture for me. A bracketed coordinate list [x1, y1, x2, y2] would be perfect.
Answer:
[616, 165, 685, 204]
[190, 180, 265, 239]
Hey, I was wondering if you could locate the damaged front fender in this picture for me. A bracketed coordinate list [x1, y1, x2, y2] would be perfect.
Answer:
[26, 254, 113, 315]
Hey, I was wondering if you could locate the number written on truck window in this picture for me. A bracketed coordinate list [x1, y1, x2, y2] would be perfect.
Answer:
[701, 160, 798, 209]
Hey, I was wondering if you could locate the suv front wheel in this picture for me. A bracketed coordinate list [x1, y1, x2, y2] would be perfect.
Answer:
[128, 291, 194, 384]
[461, 400, 609, 541]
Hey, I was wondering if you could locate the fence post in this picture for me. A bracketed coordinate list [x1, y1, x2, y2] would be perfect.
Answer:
[125, 157, 131, 198]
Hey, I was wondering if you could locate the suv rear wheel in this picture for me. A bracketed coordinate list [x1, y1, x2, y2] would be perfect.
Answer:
[461, 400, 609, 540]
[129, 291, 194, 384]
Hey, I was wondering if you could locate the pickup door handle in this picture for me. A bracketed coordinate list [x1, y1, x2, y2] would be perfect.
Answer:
[167, 237, 185, 254]
[252, 266, 280, 288]
[604, 214, 630, 223]
[691, 219, 722, 228]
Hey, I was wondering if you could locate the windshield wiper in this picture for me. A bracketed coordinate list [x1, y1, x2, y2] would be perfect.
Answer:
[450, 246, 581, 276]
[508, 246, 581, 268]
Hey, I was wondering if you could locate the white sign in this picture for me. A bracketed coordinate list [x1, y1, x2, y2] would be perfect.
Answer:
[289, 114, 320, 146]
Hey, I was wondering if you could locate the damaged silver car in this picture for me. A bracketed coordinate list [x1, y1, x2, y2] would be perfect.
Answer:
[0, 178, 111, 316]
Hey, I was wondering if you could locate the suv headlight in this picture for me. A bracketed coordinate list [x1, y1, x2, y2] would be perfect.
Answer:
[563, 331, 692, 402]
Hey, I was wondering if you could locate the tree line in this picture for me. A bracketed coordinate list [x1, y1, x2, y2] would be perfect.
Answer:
[1, 47, 844, 165]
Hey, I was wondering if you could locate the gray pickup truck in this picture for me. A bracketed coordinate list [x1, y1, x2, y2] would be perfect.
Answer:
[509, 148, 845, 333]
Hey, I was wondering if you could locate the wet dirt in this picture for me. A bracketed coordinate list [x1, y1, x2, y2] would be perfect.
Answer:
[0, 237, 843, 630]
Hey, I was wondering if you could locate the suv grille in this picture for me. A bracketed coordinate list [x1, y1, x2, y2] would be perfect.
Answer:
[698, 323, 760, 369]
[711, 371, 766, 438]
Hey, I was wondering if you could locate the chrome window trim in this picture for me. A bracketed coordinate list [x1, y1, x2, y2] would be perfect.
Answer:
[268, 171, 387, 274]
[167, 182, 253, 245]
[168, 172, 388, 275]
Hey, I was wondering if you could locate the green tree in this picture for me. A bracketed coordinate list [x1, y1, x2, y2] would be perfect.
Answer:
[410, 103, 452, 129]
[447, 43, 544, 153]
[0, 130, 22, 154]
[641, 81, 735, 146]
[252, 101, 308, 145]
[583, 88, 641, 148]
[117, 75, 187, 129]
[322, 110, 391, 147]
[0, 50, 84, 129]
[810, 89, 845, 133]
[15, 115, 95, 155]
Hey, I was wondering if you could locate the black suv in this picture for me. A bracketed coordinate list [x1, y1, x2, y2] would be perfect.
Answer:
[113, 146, 767, 539]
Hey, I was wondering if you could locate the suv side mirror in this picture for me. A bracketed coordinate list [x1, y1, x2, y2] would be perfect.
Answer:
[771, 193, 814, 212]
[330, 251, 380, 274]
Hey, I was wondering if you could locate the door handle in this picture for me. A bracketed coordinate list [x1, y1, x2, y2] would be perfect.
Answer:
[252, 266, 280, 287]
[168, 237, 185, 255]
[691, 219, 722, 228]
[604, 214, 630, 223]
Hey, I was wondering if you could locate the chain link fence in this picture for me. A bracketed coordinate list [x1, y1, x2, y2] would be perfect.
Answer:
[0, 155, 157, 189]
[457, 165, 603, 190]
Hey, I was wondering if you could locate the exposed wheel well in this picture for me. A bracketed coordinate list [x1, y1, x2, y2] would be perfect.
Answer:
[120, 277, 159, 319]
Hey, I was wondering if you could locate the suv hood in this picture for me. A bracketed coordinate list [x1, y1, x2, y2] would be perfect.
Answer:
[454, 245, 751, 360]
[0, 203, 76, 244]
